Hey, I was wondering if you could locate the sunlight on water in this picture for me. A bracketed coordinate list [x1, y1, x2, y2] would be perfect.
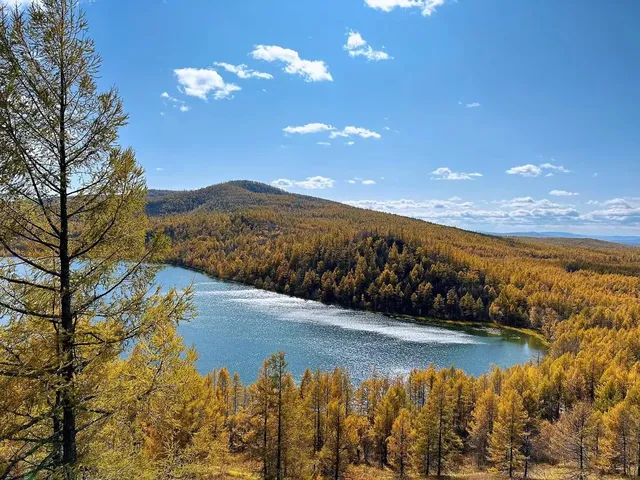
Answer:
[156, 267, 544, 383]
[195, 287, 480, 345]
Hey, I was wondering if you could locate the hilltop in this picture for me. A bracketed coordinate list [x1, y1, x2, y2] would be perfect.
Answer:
[146, 180, 334, 216]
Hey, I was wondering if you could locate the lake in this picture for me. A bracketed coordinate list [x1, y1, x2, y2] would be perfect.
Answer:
[158, 266, 545, 383]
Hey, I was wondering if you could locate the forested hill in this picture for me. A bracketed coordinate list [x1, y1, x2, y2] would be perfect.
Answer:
[146, 180, 335, 216]
[149, 181, 640, 338]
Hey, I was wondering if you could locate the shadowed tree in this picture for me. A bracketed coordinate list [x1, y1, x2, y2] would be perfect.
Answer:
[0, 1, 189, 478]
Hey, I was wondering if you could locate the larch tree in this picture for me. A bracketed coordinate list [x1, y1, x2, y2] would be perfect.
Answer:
[468, 388, 497, 468]
[551, 402, 597, 479]
[489, 390, 529, 478]
[0, 0, 189, 478]
[388, 408, 411, 479]
[602, 401, 634, 476]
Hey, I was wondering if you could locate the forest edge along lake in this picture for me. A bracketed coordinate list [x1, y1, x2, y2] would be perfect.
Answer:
[157, 266, 546, 383]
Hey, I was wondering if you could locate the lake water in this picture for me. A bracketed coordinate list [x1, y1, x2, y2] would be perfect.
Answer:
[158, 266, 545, 384]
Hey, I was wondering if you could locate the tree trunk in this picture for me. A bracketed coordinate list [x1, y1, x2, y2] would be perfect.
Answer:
[334, 414, 340, 480]
[58, 35, 77, 477]
[276, 365, 283, 480]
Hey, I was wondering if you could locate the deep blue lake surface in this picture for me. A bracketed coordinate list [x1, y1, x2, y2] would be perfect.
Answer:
[157, 266, 545, 383]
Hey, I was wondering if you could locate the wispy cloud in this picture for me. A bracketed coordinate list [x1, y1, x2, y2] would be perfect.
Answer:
[317, 142, 331, 147]
[330, 126, 381, 139]
[161, 91, 190, 112]
[344, 196, 581, 228]
[344, 31, 392, 61]
[161, 92, 180, 103]
[365, 0, 447, 16]
[213, 62, 273, 80]
[466, 102, 481, 108]
[431, 167, 482, 181]
[272, 176, 335, 190]
[506, 162, 570, 177]
[283, 123, 335, 135]
[349, 178, 377, 185]
[251, 45, 333, 82]
[343, 195, 640, 229]
[174, 68, 240, 100]
[283, 124, 381, 140]
[549, 190, 579, 197]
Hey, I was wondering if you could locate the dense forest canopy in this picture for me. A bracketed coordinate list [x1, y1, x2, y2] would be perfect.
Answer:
[144, 180, 640, 479]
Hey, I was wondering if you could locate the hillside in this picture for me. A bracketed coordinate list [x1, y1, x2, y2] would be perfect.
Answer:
[150, 181, 640, 332]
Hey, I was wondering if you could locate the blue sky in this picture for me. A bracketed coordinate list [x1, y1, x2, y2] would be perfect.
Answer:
[22, 0, 640, 233]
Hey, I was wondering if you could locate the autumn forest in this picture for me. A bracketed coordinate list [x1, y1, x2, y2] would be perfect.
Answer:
[0, 1, 639, 480]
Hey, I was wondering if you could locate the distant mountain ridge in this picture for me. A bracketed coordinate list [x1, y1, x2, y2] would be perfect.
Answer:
[495, 231, 640, 246]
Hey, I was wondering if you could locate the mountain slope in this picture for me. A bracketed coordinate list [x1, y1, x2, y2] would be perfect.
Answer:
[146, 180, 334, 216]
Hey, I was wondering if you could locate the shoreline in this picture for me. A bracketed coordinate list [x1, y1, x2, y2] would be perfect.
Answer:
[161, 261, 550, 350]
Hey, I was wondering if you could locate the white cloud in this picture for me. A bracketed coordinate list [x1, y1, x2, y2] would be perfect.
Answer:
[344, 31, 392, 61]
[365, 0, 447, 16]
[466, 102, 481, 108]
[505, 164, 542, 177]
[174, 68, 241, 100]
[330, 126, 381, 139]
[346, 141, 355, 146]
[272, 176, 335, 190]
[161, 91, 190, 113]
[161, 92, 178, 102]
[317, 142, 331, 146]
[431, 167, 482, 181]
[284, 123, 335, 135]
[251, 45, 333, 82]
[506, 163, 570, 177]
[156, 167, 165, 171]
[582, 198, 640, 226]
[540, 163, 570, 173]
[213, 62, 273, 80]
[348, 178, 377, 185]
[345, 196, 581, 227]
[343, 195, 640, 229]
[549, 190, 579, 197]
